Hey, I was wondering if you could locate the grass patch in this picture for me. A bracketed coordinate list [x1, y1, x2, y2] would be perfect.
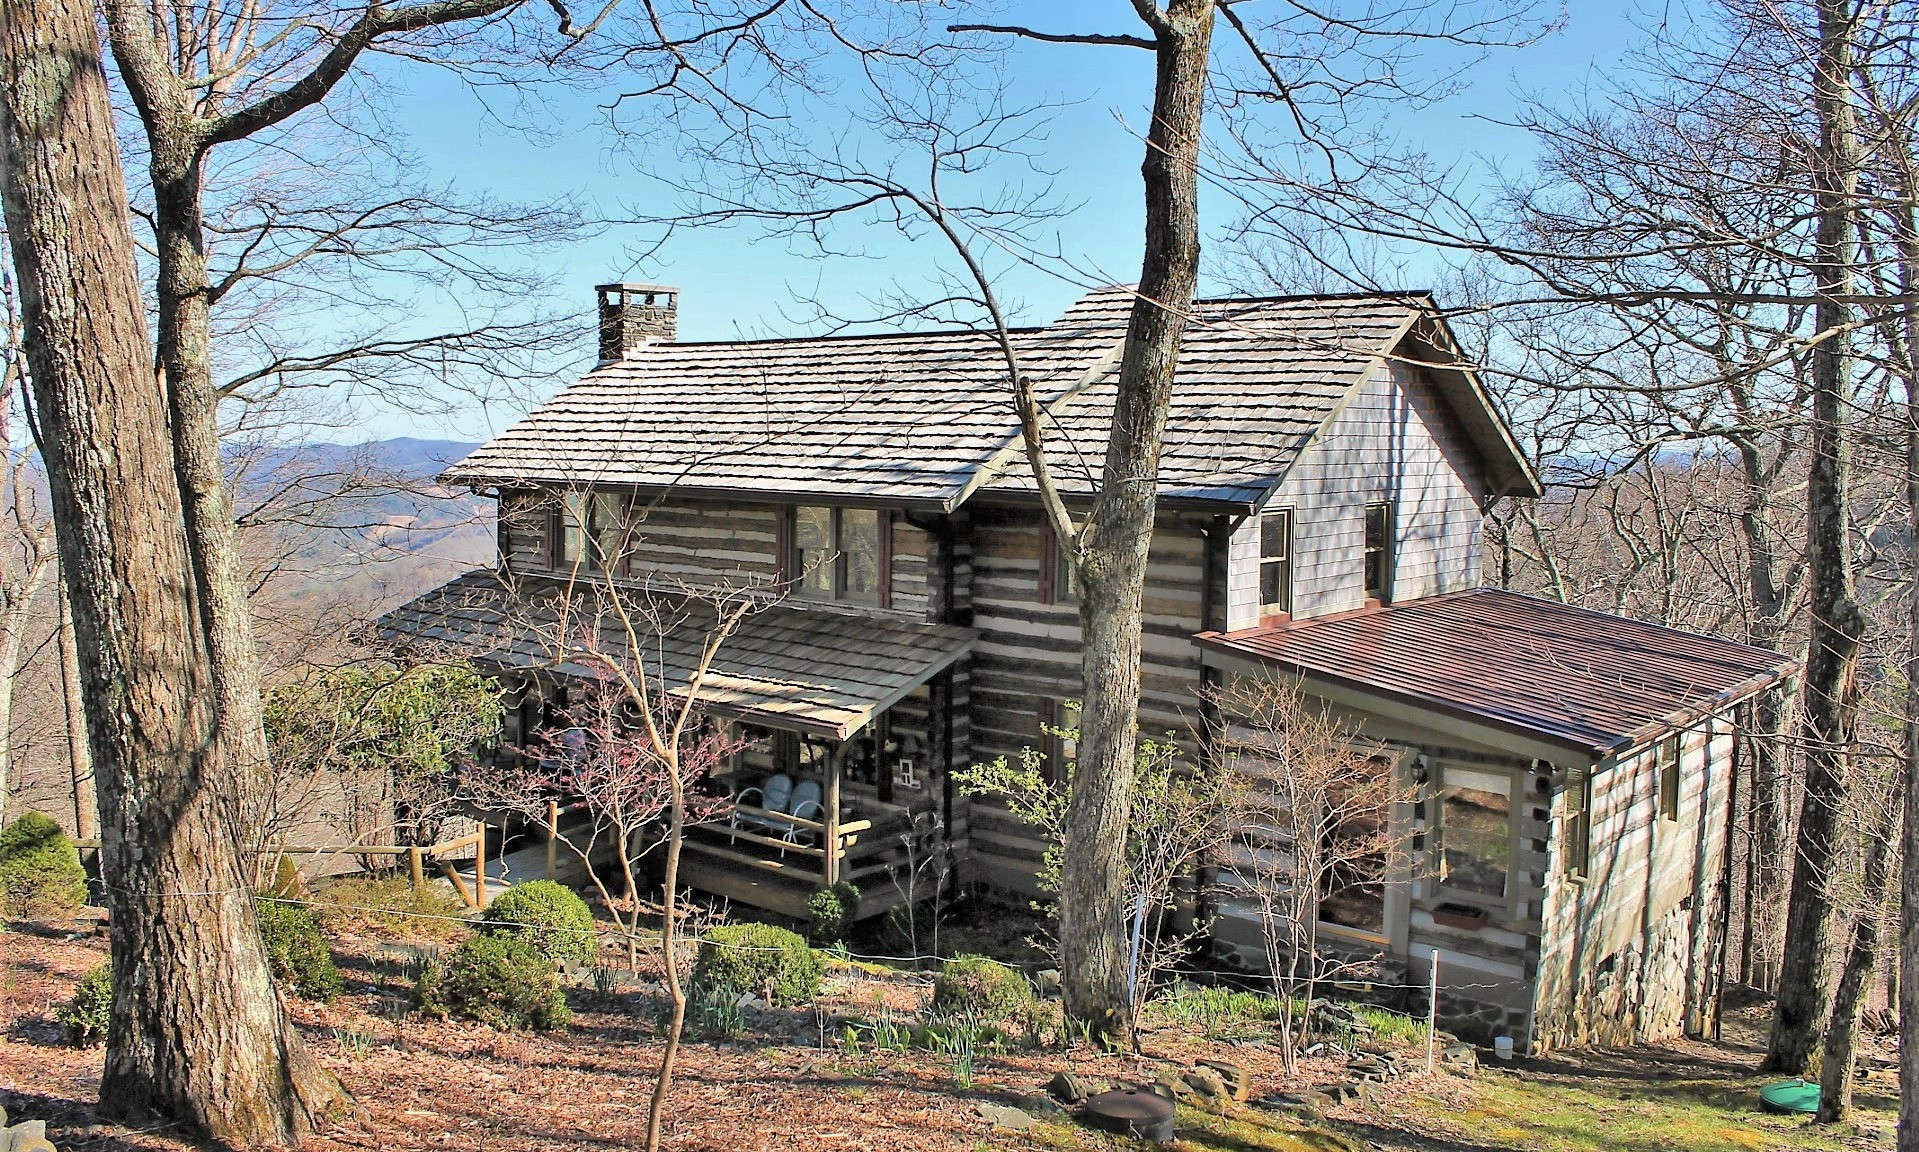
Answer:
[1171, 1105, 1366, 1152]
[1407, 1069, 1893, 1152]
[309, 875, 471, 942]
[1146, 985, 1285, 1040]
[1350, 1005, 1428, 1047]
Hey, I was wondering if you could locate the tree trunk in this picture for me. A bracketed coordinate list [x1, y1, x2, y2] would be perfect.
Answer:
[1902, 410, 1919, 1149]
[58, 581, 97, 841]
[1765, 0, 1866, 1076]
[1060, 0, 1214, 1044]
[0, 1, 347, 1143]
[648, 794, 687, 1152]
[1817, 790, 1899, 1123]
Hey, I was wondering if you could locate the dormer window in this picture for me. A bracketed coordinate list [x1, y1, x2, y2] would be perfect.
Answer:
[790, 506, 886, 606]
[1259, 510, 1293, 619]
[1363, 502, 1393, 604]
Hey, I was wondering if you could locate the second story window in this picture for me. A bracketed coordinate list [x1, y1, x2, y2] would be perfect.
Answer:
[790, 506, 886, 605]
[552, 491, 627, 573]
[1259, 510, 1292, 619]
[1039, 520, 1078, 605]
[1363, 501, 1393, 603]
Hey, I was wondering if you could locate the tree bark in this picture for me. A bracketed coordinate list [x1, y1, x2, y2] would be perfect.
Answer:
[57, 581, 96, 841]
[1902, 409, 1919, 1150]
[1817, 788, 1899, 1123]
[1060, 0, 1214, 1043]
[1765, 0, 1867, 1076]
[0, 0, 346, 1142]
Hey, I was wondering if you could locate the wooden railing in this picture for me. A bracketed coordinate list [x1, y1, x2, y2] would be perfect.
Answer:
[688, 806, 887, 886]
[74, 824, 494, 909]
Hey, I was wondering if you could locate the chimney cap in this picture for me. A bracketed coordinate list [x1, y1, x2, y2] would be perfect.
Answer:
[596, 282, 678, 297]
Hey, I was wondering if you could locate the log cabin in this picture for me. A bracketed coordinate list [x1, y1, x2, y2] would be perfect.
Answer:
[379, 282, 1795, 1051]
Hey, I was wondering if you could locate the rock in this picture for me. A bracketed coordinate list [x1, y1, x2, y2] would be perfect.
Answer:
[1034, 969, 1063, 995]
[1181, 1066, 1231, 1101]
[1324, 1081, 1372, 1107]
[1016, 1093, 1066, 1116]
[1196, 1059, 1249, 1101]
[1440, 1043, 1478, 1072]
[1046, 1072, 1089, 1106]
[1256, 1089, 1333, 1121]
[1152, 1070, 1197, 1101]
[975, 1102, 1039, 1131]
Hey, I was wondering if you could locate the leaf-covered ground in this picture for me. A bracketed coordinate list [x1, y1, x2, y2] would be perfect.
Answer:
[0, 915, 1893, 1152]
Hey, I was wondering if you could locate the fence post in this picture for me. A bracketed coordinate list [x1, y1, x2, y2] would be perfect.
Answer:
[546, 800, 559, 881]
[476, 823, 487, 908]
[408, 846, 425, 892]
[1426, 949, 1441, 1074]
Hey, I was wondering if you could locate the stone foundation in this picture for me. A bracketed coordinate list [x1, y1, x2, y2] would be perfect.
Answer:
[1532, 899, 1694, 1050]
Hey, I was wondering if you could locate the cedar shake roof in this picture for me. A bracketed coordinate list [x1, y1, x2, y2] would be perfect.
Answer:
[1196, 588, 1795, 760]
[443, 286, 1540, 509]
[377, 570, 974, 740]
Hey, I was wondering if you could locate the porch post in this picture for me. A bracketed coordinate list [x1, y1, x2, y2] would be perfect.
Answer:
[824, 743, 845, 887]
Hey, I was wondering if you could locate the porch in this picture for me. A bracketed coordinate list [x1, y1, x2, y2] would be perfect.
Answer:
[378, 571, 974, 922]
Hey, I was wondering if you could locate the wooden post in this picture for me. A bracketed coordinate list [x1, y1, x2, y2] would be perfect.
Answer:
[547, 799, 559, 881]
[407, 846, 425, 892]
[824, 745, 844, 887]
[1426, 950, 1441, 1074]
[475, 822, 488, 908]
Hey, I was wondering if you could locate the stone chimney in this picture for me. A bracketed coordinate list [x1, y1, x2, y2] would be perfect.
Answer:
[596, 283, 678, 362]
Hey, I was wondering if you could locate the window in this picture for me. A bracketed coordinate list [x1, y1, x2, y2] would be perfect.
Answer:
[554, 492, 587, 568]
[790, 506, 888, 605]
[1317, 766, 1391, 934]
[1039, 521, 1078, 605]
[1039, 699, 1080, 784]
[587, 491, 627, 573]
[1363, 502, 1393, 603]
[1258, 510, 1293, 618]
[1439, 780, 1511, 898]
[1561, 773, 1591, 879]
[1657, 735, 1681, 821]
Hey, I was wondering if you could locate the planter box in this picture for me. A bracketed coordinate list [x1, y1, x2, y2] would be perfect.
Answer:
[1431, 902, 1489, 932]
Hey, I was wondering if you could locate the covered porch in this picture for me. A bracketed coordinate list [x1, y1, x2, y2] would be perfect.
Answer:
[379, 571, 975, 921]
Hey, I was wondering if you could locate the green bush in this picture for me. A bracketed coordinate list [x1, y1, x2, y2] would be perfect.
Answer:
[930, 955, 1033, 1020]
[309, 874, 469, 943]
[480, 880, 597, 968]
[55, 963, 112, 1045]
[691, 922, 824, 1006]
[0, 811, 88, 918]
[256, 900, 343, 1002]
[415, 933, 570, 1031]
[804, 881, 861, 945]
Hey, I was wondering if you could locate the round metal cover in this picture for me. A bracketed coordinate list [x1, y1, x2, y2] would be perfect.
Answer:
[1082, 1087, 1175, 1143]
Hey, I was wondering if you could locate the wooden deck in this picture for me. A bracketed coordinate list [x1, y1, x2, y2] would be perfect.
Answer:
[676, 812, 938, 921]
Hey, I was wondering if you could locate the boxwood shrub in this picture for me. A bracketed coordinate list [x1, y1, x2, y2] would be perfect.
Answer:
[692, 922, 824, 1006]
[256, 899, 343, 1002]
[479, 880, 597, 968]
[930, 955, 1033, 1020]
[55, 963, 113, 1045]
[415, 933, 570, 1031]
[0, 811, 88, 918]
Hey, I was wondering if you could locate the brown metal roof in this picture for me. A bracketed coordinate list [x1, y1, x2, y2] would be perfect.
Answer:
[443, 287, 1538, 509]
[376, 570, 974, 740]
[1195, 588, 1795, 760]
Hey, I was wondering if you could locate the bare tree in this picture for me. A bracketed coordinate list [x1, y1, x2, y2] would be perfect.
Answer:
[0, 0, 348, 1141]
[0, 251, 56, 822]
[1211, 673, 1409, 1074]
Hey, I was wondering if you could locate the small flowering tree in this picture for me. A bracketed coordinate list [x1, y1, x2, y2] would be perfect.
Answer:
[461, 566, 756, 1152]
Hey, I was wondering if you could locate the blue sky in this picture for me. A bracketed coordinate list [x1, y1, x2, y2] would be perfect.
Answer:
[345, 1, 1661, 442]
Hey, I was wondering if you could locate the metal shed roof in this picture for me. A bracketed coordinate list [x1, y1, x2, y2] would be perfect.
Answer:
[1196, 588, 1795, 760]
[376, 570, 975, 740]
[442, 287, 1539, 509]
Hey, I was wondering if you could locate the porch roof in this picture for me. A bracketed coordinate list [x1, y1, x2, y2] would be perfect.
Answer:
[376, 570, 974, 740]
[1196, 588, 1796, 761]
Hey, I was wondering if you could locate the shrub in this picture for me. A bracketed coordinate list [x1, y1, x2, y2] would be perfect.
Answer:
[309, 875, 469, 943]
[415, 933, 570, 1031]
[804, 881, 861, 946]
[0, 811, 88, 918]
[480, 880, 597, 968]
[691, 922, 824, 1006]
[256, 899, 343, 1002]
[930, 955, 1033, 1020]
[55, 964, 112, 1045]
